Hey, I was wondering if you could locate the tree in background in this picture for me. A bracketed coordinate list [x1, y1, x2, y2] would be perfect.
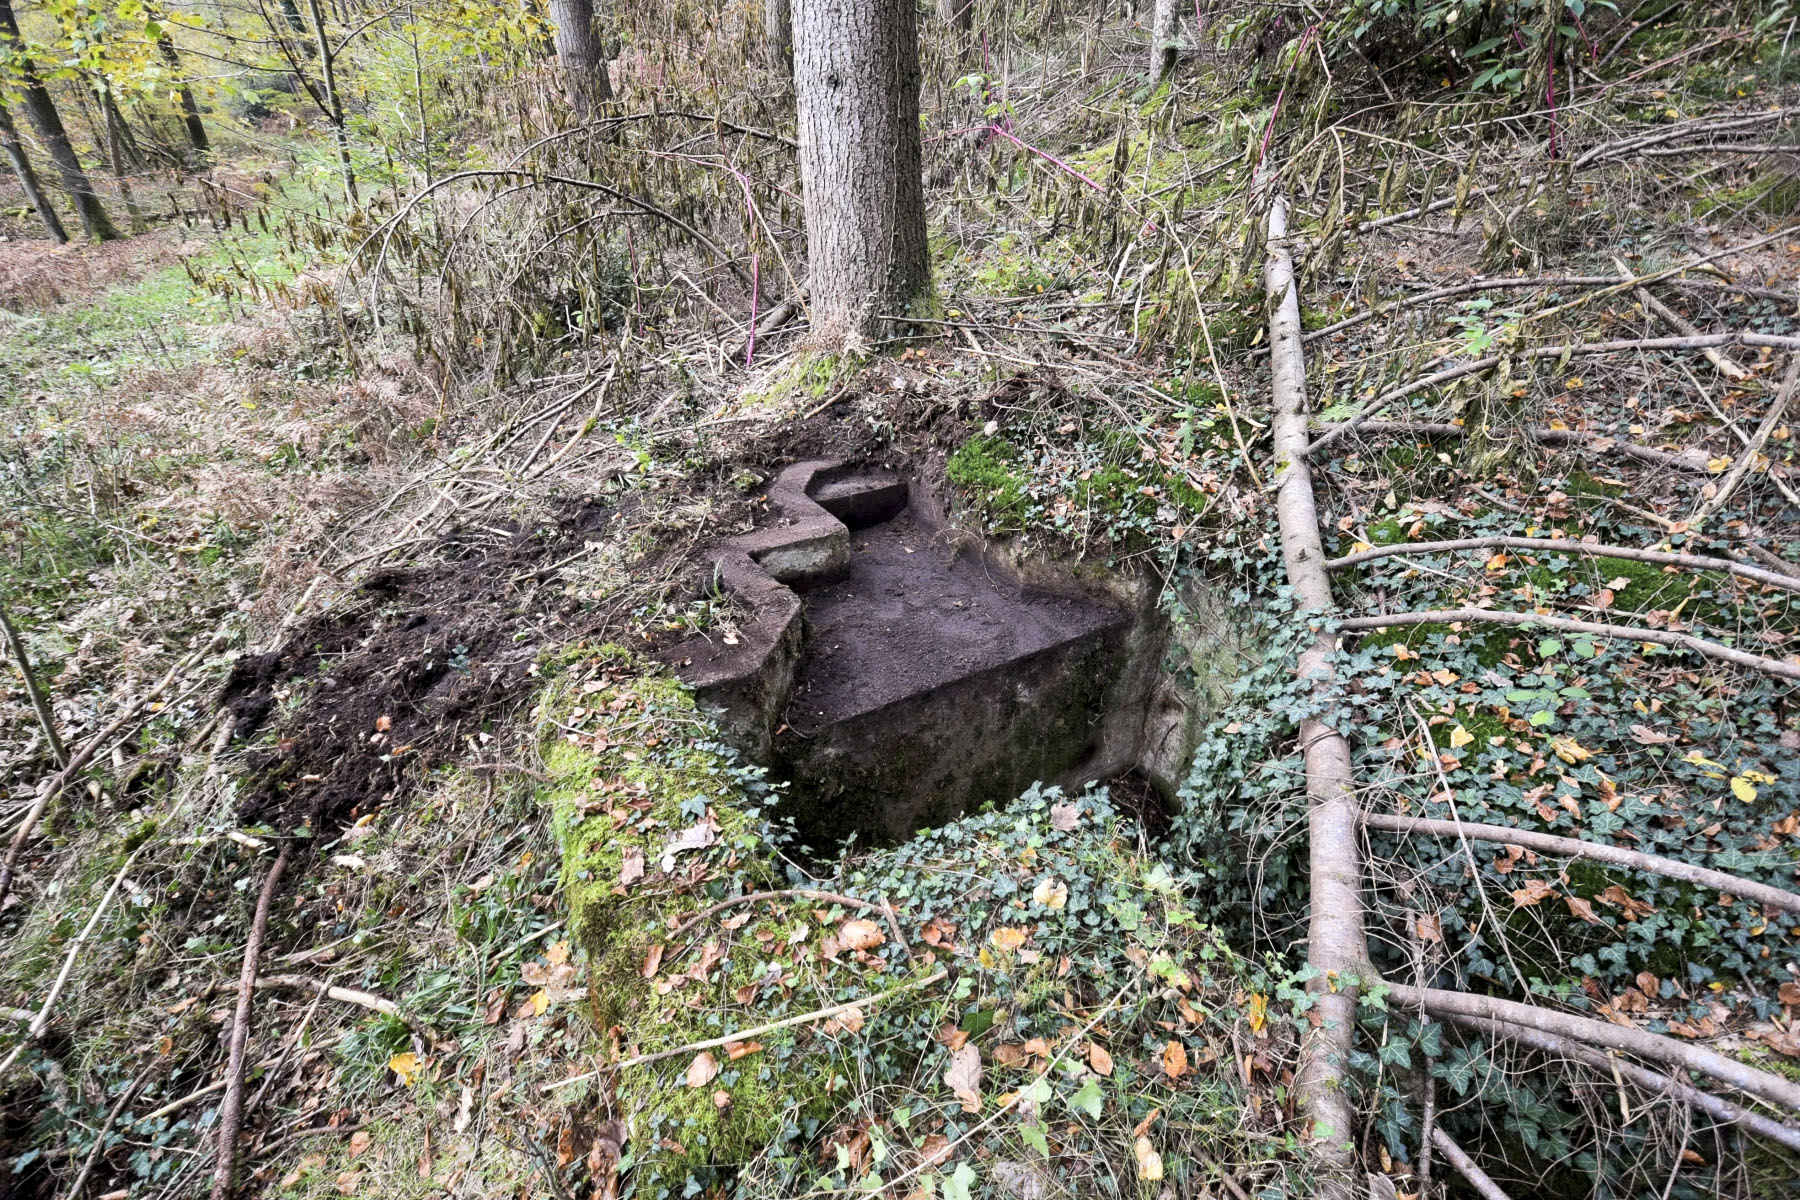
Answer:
[151, 15, 209, 157]
[1150, 0, 1180, 81]
[549, 0, 610, 114]
[0, 93, 66, 240]
[764, 0, 791, 74]
[791, 0, 930, 346]
[0, 0, 121, 240]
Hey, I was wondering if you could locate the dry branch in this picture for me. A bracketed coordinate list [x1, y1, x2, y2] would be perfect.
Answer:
[0, 631, 225, 910]
[1325, 536, 1800, 595]
[1339, 608, 1800, 683]
[1687, 357, 1800, 532]
[1614, 255, 1748, 380]
[252, 975, 407, 1020]
[1267, 195, 1363, 1198]
[1438, 1011, 1800, 1154]
[1361, 812, 1800, 915]
[1430, 1128, 1515, 1200]
[1384, 983, 1800, 1113]
[209, 843, 291, 1200]
[0, 603, 66, 768]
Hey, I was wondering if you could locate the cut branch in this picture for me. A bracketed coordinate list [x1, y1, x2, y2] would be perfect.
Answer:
[1338, 608, 1800, 683]
[208, 843, 291, 1200]
[1438, 1011, 1800, 1154]
[1385, 982, 1800, 1113]
[1430, 1128, 1515, 1200]
[1361, 812, 1800, 915]
[1267, 194, 1363, 1199]
[1325, 536, 1800, 595]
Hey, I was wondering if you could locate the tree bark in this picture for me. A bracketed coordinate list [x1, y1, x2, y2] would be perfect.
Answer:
[940, 0, 973, 36]
[0, 96, 67, 242]
[792, 0, 931, 346]
[765, 0, 792, 74]
[1150, 0, 1180, 80]
[1266, 194, 1364, 1196]
[154, 23, 210, 154]
[548, 0, 611, 115]
[0, 0, 122, 241]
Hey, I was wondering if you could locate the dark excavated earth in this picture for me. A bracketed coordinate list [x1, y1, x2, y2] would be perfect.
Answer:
[785, 509, 1128, 736]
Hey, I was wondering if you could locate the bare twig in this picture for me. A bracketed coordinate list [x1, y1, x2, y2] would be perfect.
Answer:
[60, 1069, 150, 1200]
[667, 888, 912, 958]
[1613, 255, 1748, 380]
[544, 968, 949, 1092]
[1326, 536, 1800, 595]
[1686, 357, 1800, 532]
[1430, 1128, 1515, 1200]
[1340, 607, 1800, 683]
[1313, 419, 1718, 475]
[0, 602, 66, 768]
[208, 842, 292, 1200]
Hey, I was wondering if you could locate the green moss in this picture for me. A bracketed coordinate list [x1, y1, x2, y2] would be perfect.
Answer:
[969, 234, 1055, 297]
[946, 433, 1030, 529]
[542, 665, 833, 1191]
[1590, 556, 1696, 615]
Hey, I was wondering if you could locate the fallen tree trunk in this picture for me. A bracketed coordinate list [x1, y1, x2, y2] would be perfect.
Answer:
[1361, 812, 1800, 916]
[1385, 982, 1800, 1113]
[1338, 608, 1800, 684]
[1266, 194, 1365, 1198]
[1437, 1011, 1800, 1154]
[1325, 536, 1800, 595]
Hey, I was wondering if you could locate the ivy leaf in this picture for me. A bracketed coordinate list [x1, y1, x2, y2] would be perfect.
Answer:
[1066, 1077, 1104, 1119]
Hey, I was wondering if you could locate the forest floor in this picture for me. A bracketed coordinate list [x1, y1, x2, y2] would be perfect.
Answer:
[4, 13, 1800, 1200]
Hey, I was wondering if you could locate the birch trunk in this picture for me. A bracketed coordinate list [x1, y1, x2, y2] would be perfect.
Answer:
[1266, 194, 1362, 1197]
[1150, 0, 1180, 80]
[0, 97, 68, 242]
[792, 0, 931, 346]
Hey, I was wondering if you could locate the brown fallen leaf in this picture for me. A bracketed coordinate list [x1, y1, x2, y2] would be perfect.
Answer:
[1050, 802, 1080, 831]
[620, 846, 645, 886]
[1777, 981, 1800, 1007]
[989, 926, 1029, 952]
[1162, 1040, 1188, 1079]
[1511, 879, 1556, 908]
[1087, 1042, 1113, 1076]
[726, 1039, 763, 1060]
[837, 919, 885, 952]
[347, 1130, 373, 1159]
[918, 1132, 953, 1168]
[642, 943, 665, 979]
[1565, 895, 1606, 925]
[686, 1051, 719, 1088]
[944, 1043, 982, 1112]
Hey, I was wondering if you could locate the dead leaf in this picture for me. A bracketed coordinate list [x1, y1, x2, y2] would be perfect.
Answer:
[837, 919, 885, 952]
[1162, 1040, 1188, 1079]
[388, 1052, 421, 1086]
[1777, 981, 1800, 1007]
[918, 1133, 953, 1168]
[920, 917, 956, 948]
[1087, 1042, 1113, 1076]
[1415, 913, 1443, 943]
[944, 1043, 982, 1112]
[1565, 895, 1606, 925]
[1133, 1137, 1164, 1181]
[660, 822, 716, 871]
[620, 847, 645, 886]
[348, 1130, 373, 1159]
[989, 926, 1029, 952]
[685, 1051, 719, 1088]
[1630, 724, 1677, 746]
[334, 1171, 362, 1195]
[825, 1005, 866, 1035]
[1511, 879, 1556, 908]
[642, 943, 665, 979]
[1050, 802, 1080, 831]
[1032, 877, 1069, 910]
[726, 1040, 763, 1060]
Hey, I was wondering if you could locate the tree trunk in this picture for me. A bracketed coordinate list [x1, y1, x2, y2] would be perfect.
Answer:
[764, 0, 792, 74]
[155, 25, 210, 154]
[0, 0, 122, 240]
[1150, 0, 1180, 80]
[303, 0, 359, 204]
[1266, 195, 1362, 1198]
[98, 86, 148, 233]
[792, 0, 931, 346]
[0, 97, 68, 242]
[548, 0, 612, 115]
[940, 0, 973, 35]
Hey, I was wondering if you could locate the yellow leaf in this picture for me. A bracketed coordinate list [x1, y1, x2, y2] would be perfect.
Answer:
[1448, 724, 1474, 749]
[989, 926, 1029, 952]
[528, 989, 550, 1016]
[1247, 993, 1268, 1035]
[1551, 737, 1594, 764]
[1134, 1137, 1164, 1181]
[1032, 878, 1069, 910]
[388, 1052, 421, 1086]
[1731, 775, 1758, 803]
[1485, 552, 1508, 571]
[1162, 1040, 1188, 1079]
[1707, 457, 1733, 474]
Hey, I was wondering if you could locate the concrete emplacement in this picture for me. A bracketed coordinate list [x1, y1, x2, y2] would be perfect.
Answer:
[669, 460, 1190, 846]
